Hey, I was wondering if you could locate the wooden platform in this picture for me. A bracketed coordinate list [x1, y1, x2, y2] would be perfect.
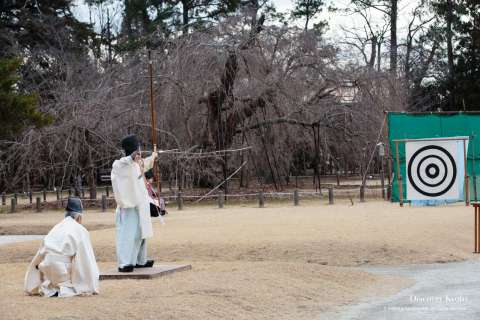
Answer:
[100, 264, 192, 280]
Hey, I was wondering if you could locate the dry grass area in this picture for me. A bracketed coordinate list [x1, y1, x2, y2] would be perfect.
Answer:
[0, 200, 476, 319]
[0, 261, 407, 320]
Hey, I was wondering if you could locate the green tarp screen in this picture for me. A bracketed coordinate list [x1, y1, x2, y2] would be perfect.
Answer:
[388, 112, 480, 202]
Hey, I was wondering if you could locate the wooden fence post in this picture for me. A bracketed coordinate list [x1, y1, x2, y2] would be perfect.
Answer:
[56, 188, 60, 200]
[177, 192, 184, 210]
[90, 185, 97, 200]
[293, 189, 299, 206]
[258, 191, 265, 208]
[328, 187, 334, 205]
[10, 198, 16, 213]
[29, 191, 33, 204]
[36, 197, 42, 213]
[106, 185, 109, 197]
[101, 195, 107, 212]
[360, 186, 366, 202]
[360, 186, 365, 202]
[218, 192, 225, 208]
[43, 189, 47, 202]
[395, 140, 404, 207]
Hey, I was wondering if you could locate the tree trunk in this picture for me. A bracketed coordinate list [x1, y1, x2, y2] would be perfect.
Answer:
[446, 0, 455, 108]
[377, 42, 382, 72]
[312, 126, 322, 194]
[181, 0, 190, 33]
[369, 36, 377, 70]
[389, 0, 398, 75]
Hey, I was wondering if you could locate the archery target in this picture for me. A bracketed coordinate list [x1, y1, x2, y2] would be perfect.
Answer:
[406, 140, 465, 200]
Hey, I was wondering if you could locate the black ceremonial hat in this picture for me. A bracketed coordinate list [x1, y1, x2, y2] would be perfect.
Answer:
[65, 197, 83, 214]
[121, 134, 140, 156]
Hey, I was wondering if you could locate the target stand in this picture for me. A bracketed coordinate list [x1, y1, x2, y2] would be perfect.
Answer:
[393, 137, 470, 207]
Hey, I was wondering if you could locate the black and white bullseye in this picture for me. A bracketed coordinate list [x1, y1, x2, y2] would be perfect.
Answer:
[407, 145, 457, 197]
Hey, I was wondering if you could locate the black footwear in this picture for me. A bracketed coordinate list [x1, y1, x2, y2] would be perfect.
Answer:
[118, 265, 134, 272]
[135, 260, 154, 268]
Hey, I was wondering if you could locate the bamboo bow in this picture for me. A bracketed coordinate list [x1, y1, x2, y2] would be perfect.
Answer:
[148, 50, 161, 194]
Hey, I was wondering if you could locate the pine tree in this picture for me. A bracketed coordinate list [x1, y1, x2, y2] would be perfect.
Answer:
[117, 0, 240, 52]
[451, 0, 480, 109]
[0, 0, 93, 58]
[291, 0, 325, 31]
[0, 58, 52, 139]
[427, 0, 480, 110]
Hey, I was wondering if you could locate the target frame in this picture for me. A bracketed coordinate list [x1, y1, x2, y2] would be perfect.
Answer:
[393, 137, 469, 207]
[407, 145, 457, 197]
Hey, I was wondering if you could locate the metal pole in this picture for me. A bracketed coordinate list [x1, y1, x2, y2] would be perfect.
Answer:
[395, 141, 403, 207]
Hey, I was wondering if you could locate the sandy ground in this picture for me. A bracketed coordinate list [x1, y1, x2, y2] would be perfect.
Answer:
[0, 201, 476, 319]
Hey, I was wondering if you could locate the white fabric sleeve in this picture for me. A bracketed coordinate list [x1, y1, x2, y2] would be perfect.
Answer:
[143, 154, 155, 171]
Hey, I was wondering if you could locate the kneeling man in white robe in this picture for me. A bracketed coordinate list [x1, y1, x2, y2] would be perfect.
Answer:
[24, 197, 99, 297]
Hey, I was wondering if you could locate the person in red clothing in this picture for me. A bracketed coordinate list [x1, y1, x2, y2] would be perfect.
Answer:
[144, 169, 167, 217]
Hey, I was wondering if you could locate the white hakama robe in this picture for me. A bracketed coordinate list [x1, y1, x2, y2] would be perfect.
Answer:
[24, 217, 100, 297]
[111, 154, 154, 267]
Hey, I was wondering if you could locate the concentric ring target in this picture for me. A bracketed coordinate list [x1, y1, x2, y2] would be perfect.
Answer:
[407, 145, 457, 197]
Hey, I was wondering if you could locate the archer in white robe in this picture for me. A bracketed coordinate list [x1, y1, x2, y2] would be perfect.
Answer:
[24, 216, 100, 297]
[111, 154, 155, 267]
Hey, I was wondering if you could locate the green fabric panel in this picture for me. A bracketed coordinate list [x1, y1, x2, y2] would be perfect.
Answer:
[388, 113, 480, 203]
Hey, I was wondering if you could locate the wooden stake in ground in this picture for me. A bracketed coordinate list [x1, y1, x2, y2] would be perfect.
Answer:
[464, 139, 470, 206]
[394, 140, 403, 207]
[474, 203, 480, 253]
[472, 136, 477, 202]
